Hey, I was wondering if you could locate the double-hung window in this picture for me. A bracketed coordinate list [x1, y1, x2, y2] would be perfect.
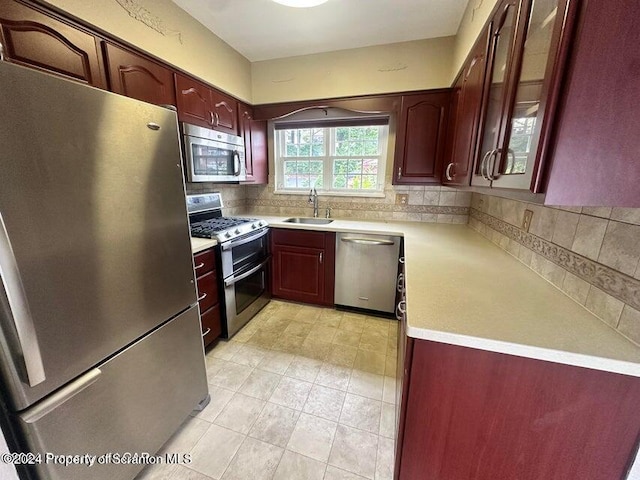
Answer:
[274, 116, 389, 196]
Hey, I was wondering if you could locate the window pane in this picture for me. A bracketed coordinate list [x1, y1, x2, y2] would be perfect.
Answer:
[351, 142, 364, 156]
[309, 175, 323, 188]
[299, 144, 311, 156]
[309, 160, 324, 175]
[284, 161, 296, 174]
[296, 161, 309, 174]
[364, 141, 379, 155]
[285, 144, 297, 157]
[362, 175, 377, 189]
[362, 159, 378, 174]
[347, 175, 361, 189]
[347, 159, 362, 174]
[284, 175, 297, 188]
[333, 175, 347, 188]
[312, 144, 324, 156]
[334, 160, 348, 174]
[336, 127, 348, 142]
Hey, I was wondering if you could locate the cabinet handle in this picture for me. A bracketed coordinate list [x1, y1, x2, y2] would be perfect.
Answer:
[194, 262, 205, 270]
[197, 292, 207, 302]
[209, 111, 215, 125]
[395, 300, 406, 321]
[487, 149, 498, 181]
[397, 167, 402, 178]
[445, 162, 454, 181]
[202, 328, 211, 337]
[319, 252, 323, 264]
[214, 112, 220, 126]
[0, 42, 5, 62]
[480, 150, 492, 180]
[397, 273, 405, 293]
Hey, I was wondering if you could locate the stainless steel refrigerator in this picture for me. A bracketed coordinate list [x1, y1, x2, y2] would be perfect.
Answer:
[0, 62, 208, 480]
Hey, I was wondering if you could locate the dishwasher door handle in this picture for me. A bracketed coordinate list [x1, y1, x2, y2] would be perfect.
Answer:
[340, 237, 395, 246]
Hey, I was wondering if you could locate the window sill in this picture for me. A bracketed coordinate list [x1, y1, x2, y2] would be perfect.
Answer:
[273, 189, 386, 199]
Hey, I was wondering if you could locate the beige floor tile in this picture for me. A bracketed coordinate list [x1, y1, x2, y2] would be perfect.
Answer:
[284, 322, 313, 338]
[375, 436, 395, 480]
[324, 465, 368, 479]
[213, 393, 266, 435]
[248, 402, 300, 448]
[388, 322, 399, 340]
[221, 437, 283, 480]
[209, 362, 253, 391]
[257, 350, 294, 375]
[384, 355, 397, 377]
[359, 332, 388, 354]
[348, 371, 384, 401]
[379, 403, 395, 439]
[192, 385, 234, 423]
[238, 370, 282, 401]
[209, 341, 242, 361]
[269, 376, 313, 410]
[205, 358, 229, 384]
[261, 316, 291, 333]
[287, 413, 337, 463]
[245, 330, 280, 349]
[158, 417, 210, 455]
[230, 344, 268, 368]
[285, 356, 323, 382]
[231, 327, 255, 344]
[188, 424, 245, 480]
[303, 384, 346, 422]
[364, 318, 390, 337]
[382, 377, 396, 405]
[328, 424, 378, 479]
[168, 466, 212, 480]
[353, 350, 386, 375]
[339, 316, 365, 333]
[317, 309, 344, 328]
[293, 306, 322, 323]
[272, 335, 305, 355]
[315, 363, 352, 391]
[325, 345, 357, 368]
[135, 461, 179, 480]
[332, 330, 362, 348]
[273, 450, 326, 480]
[300, 337, 333, 361]
[310, 324, 339, 342]
[339, 394, 381, 434]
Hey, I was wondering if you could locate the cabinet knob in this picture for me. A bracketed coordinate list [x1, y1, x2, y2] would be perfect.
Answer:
[319, 252, 323, 264]
[398, 167, 402, 178]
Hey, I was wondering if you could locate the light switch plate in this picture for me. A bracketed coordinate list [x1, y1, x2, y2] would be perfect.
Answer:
[522, 209, 533, 232]
[396, 194, 408, 205]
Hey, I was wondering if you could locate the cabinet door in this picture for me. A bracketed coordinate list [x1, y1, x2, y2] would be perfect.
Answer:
[443, 28, 489, 186]
[175, 73, 213, 129]
[249, 119, 268, 185]
[210, 89, 238, 135]
[272, 245, 326, 305]
[239, 103, 255, 180]
[103, 43, 176, 106]
[0, 1, 106, 88]
[393, 91, 450, 184]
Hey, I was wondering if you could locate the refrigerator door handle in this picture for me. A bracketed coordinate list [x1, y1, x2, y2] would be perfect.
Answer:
[20, 369, 102, 424]
[0, 212, 46, 387]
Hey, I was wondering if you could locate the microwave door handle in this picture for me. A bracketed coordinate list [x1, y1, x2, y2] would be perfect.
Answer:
[224, 257, 270, 288]
[0, 213, 46, 387]
[233, 151, 241, 176]
[221, 228, 269, 251]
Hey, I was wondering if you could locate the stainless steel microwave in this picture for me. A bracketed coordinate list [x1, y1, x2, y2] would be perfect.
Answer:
[182, 123, 246, 182]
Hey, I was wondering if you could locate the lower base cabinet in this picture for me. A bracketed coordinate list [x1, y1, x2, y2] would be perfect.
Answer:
[271, 228, 335, 306]
[396, 338, 640, 480]
[193, 248, 221, 348]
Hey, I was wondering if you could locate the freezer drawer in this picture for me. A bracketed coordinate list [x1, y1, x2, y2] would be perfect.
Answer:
[335, 233, 401, 313]
[13, 306, 207, 480]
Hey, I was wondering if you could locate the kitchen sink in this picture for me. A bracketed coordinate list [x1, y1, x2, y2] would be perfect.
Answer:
[283, 217, 334, 225]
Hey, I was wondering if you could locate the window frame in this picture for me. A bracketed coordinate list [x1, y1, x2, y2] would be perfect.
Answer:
[274, 124, 389, 197]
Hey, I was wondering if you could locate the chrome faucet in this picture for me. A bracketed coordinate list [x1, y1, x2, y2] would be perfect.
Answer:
[308, 188, 319, 217]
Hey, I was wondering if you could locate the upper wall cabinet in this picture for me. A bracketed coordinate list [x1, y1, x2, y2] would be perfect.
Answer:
[472, 0, 575, 192]
[175, 73, 238, 135]
[0, 1, 106, 88]
[103, 43, 176, 106]
[393, 91, 450, 185]
[443, 27, 490, 186]
[238, 103, 268, 185]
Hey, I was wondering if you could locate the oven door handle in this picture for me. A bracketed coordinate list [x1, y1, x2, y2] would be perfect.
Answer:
[221, 228, 269, 251]
[224, 257, 270, 288]
[233, 151, 241, 176]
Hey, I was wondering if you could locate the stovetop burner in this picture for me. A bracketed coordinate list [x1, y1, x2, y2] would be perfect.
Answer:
[191, 217, 261, 238]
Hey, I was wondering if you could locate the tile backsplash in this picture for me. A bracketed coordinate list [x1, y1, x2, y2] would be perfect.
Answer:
[468, 193, 640, 346]
[245, 176, 470, 223]
[185, 183, 247, 216]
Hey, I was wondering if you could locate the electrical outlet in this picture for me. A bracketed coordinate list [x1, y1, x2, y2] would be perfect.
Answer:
[522, 209, 533, 232]
[396, 194, 408, 205]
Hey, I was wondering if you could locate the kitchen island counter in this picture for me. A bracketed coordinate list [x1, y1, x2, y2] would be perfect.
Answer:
[260, 216, 640, 377]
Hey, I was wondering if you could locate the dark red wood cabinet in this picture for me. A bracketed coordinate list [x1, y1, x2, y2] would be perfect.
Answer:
[443, 27, 489, 186]
[395, 338, 640, 480]
[0, 0, 106, 88]
[193, 248, 221, 347]
[175, 73, 238, 134]
[271, 229, 335, 306]
[393, 91, 450, 184]
[103, 42, 176, 106]
[239, 102, 268, 185]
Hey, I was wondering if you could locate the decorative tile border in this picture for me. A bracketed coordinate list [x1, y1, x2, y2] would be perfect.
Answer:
[471, 208, 640, 311]
[247, 198, 469, 216]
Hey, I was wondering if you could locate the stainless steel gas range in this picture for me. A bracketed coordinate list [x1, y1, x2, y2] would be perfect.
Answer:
[187, 194, 270, 338]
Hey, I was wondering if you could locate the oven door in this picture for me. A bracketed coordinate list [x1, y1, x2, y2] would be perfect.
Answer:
[220, 228, 269, 275]
[185, 135, 246, 182]
[223, 257, 270, 338]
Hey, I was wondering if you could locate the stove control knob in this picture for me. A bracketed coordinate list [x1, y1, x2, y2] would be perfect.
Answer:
[225, 232, 231, 238]
[251, 223, 257, 229]
[258, 221, 264, 227]
[234, 229, 241, 234]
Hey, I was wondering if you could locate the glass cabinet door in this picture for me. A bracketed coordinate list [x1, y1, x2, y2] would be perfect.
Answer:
[472, 0, 521, 186]
[494, 0, 566, 189]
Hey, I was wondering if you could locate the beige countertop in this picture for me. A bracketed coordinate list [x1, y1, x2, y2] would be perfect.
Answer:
[190, 237, 218, 254]
[261, 216, 640, 377]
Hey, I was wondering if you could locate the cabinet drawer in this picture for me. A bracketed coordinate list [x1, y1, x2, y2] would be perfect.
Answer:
[201, 304, 221, 347]
[194, 249, 216, 277]
[196, 270, 218, 312]
[272, 229, 326, 249]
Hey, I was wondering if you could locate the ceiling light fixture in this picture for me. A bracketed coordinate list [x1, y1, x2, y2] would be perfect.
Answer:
[272, 0, 329, 7]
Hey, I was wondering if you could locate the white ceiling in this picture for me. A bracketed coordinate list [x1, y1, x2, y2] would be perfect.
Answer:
[172, 0, 469, 62]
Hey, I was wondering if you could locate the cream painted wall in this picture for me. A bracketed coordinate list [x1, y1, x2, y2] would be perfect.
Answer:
[251, 37, 455, 104]
[452, 0, 500, 81]
[42, 0, 252, 102]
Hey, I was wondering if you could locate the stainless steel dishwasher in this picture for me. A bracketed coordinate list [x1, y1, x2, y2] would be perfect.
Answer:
[334, 232, 402, 314]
